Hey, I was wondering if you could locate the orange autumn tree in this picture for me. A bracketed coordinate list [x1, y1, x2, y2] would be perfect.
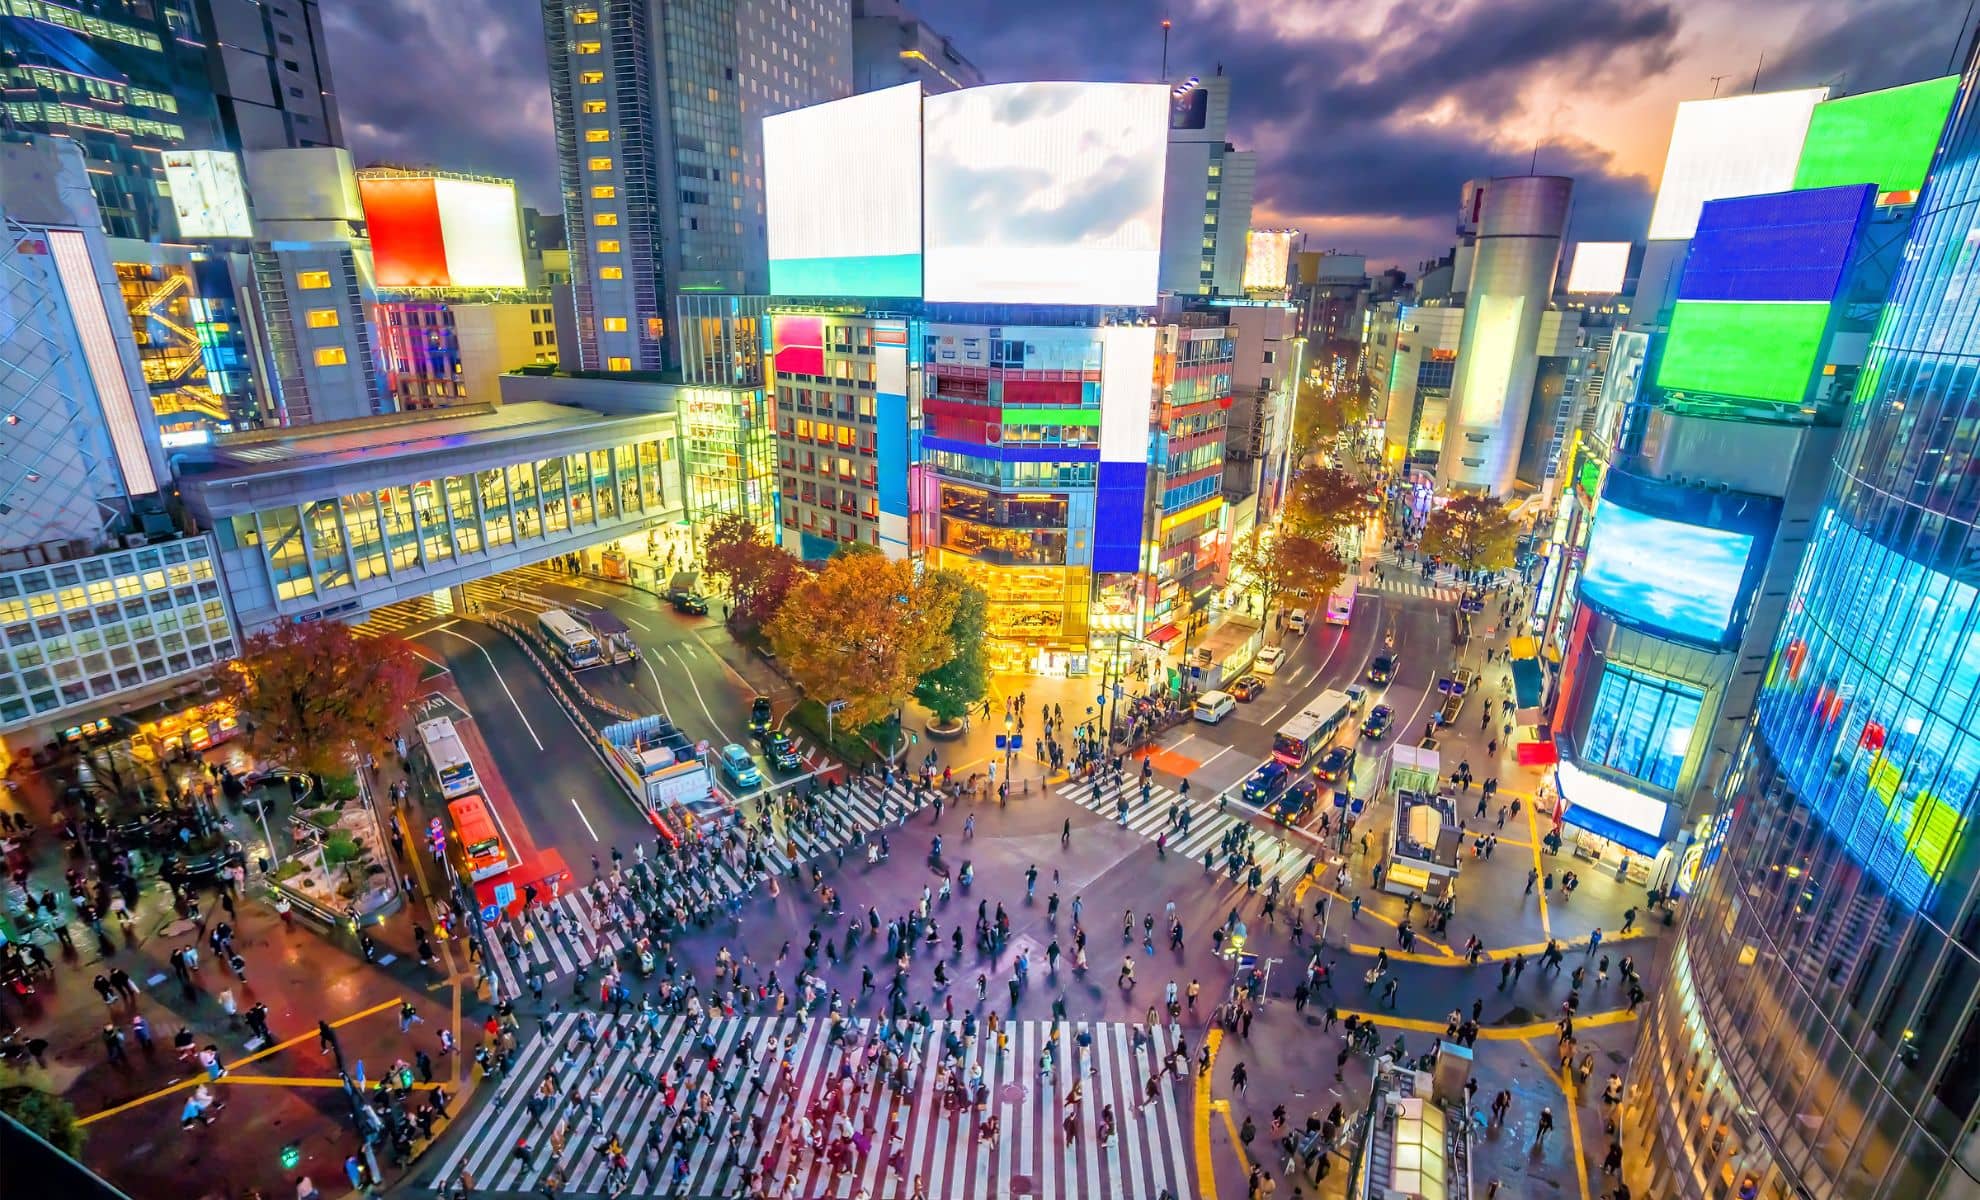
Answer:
[766, 551, 959, 731]
[215, 619, 419, 791]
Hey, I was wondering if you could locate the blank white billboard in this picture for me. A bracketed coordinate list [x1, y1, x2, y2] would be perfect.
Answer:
[1243, 229, 1295, 291]
[1646, 88, 1827, 241]
[1565, 241, 1631, 294]
[1098, 325, 1157, 461]
[766, 83, 923, 297]
[924, 82, 1168, 305]
[163, 150, 253, 239]
[434, 178, 527, 289]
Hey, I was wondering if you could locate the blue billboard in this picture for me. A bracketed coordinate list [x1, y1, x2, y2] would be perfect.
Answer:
[1678, 184, 1874, 304]
[1576, 473, 1779, 647]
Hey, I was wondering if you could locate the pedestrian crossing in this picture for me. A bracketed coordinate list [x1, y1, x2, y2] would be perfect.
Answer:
[1365, 573, 1461, 603]
[352, 595, 447, 639]
[1053, 773, 1332, 897]
[479, 777, 944, 1000]
[432, 1012, 1196, 1199]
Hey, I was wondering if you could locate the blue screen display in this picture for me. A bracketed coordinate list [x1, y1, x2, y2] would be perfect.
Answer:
[1578, 504, 1756, 644]
[1678, 184, 1874, 304]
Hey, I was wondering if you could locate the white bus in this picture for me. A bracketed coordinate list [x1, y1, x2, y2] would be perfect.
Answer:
[416, 717, 481, 799]
[538, 608, 601, 669]
[1271, 690, 1354, 768]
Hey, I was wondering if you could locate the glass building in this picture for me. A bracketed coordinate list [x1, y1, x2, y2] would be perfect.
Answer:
[1625, 67, 1980, 1199]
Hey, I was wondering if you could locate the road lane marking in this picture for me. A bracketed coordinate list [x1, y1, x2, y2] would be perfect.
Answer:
[435, 626, 544, 751]
[569, 795, 599, 841]
[1195, 1027, 1222, 1200]
[670, 643, 736, 746]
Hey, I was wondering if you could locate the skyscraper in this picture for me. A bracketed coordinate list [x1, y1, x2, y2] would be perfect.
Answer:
[1624, 66, 1980, 1200]
[1158, 74, 1254, 297]
[848, 0, 981, 94]
[540, 0, 850, 372]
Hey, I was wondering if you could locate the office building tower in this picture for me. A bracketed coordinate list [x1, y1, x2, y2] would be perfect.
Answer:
[1622, 67, 1980, 1200]
[1159, 74, 1254, 297]
[1217, 299, 1302, 537]
[0, 0, 340, 241]
[1437, 174, 1572, 494]
[540, 0, 850, 372]
[849, 0, 980, 94]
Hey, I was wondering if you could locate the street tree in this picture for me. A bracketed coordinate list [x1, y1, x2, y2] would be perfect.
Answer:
[1421, 493, 1522, 575]
[702, 514, 807, 631]
[913, 571, 988, 727]
[214, 620, 418, 795]
[0, 1069, 85, 1157]
[1289, 463, 1374, 546]
[767, 551, 959, 731]
[1230, 531, 1348, 631]
[1291, 376, 1374, 457]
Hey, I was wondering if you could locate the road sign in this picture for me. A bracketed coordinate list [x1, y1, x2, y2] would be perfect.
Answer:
[1237, 953, 1258, 970]
[826, 699, 848, 715]
[1350, 797, 1365, 815]
[480, 904, 500, 924]
[493, 881, 516, 908]
[995, 734, 1008, 750]
[1010, 736, 1023, 751]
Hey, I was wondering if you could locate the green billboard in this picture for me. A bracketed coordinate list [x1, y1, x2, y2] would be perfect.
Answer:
[1656, 300, 1831, 405]
[1794, 75, 1960, 195]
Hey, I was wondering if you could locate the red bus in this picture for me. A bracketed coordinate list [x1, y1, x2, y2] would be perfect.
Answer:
[448, 794, 512, 882]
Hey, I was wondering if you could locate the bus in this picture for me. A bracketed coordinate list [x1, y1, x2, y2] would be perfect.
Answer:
[538, 608, 601, 669]
[416, 717, 480, 799]
[1324, 579, 1357, 626]
[1271, 689, 1355, 768]
[447, 794, 512, 881]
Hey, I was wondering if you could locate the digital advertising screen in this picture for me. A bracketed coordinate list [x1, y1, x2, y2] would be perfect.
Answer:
[1795, 75, 1959, 196]
[163, 150, 254, 239]
[1564, 241, 1630, 294]
[1678, 185, 1873, 304]
[1242, 229, 1295, 291]
[1655, 299, 1830, 405]
[1646, 87, 1828, 240]
[923, 82, 1168, 305]
[1577, 472, 1776, 646]
[766, 83, 923, 297]
[359, 173, 527, 289]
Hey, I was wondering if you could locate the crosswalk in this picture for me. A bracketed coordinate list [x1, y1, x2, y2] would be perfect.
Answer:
[1372, 577, 1462, 602]
[479, 777, 937, 1000]
[433, 1012, 1196, 1198]
[1053, 773, 1332, 896]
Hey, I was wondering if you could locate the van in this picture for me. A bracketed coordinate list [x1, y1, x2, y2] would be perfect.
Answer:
[1287, 608, 1310, 635]
[1194, 691, 1237, 724]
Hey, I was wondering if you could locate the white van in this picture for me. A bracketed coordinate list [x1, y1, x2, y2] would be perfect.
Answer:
[1287, 608, 1310, 635]
[1194, 691, 1237, 724]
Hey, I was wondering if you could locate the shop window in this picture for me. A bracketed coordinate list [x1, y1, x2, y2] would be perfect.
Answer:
[1583, 665, 1703, 791]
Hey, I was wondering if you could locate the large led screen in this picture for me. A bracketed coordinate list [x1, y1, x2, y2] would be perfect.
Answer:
[1578, 503, 1756, 645]
[923, 82, 1168, 305]
[359, 175, 527, 289]
[163, 150, 253, 238]
[1679, 185, 1872, 304]
[766, 84, 923, 297]
[1242, 229, 1295, 291]
[1646, 87, 1827, 240]
[1564, 242, 1629, 294]
[1655, 299, 1829, 404]
[1795, 75, 1959, 196]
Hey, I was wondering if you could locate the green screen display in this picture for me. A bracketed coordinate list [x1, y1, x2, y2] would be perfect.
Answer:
[1656, 300, 1831, 405]
[1794, 75, 1960, 195]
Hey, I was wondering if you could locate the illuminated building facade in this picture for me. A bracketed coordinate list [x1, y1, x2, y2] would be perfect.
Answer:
[373, 297, 558, 408]
[770, 310, 911, 560]
[539, 0, 850, 371]
[1623, 67, 1980, 1200]
[849, 0, 980, 95]
[1159, 74, 1254, 298]
[1126, 317, 1232, 642]
[110, 241, 262, 438]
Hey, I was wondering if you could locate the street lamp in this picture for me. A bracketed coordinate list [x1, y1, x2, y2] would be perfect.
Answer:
[1003, 714, 1015, 786]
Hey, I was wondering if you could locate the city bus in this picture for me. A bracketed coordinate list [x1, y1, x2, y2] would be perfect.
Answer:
[416, 717, 480, 799]
[446, 793, 512, 881]
[1324, 579, 1357, 626]
[538, 608, 601, 669]
[1271, 689, 1355, 768]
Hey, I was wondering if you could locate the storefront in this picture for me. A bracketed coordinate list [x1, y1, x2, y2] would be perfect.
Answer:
[1550, 760, 1673, 887]
[133, 699, 240, 759]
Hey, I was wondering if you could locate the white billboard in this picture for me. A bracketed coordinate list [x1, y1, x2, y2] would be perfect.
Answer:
[1243, 229, 1296, 291]
[163, 150, 254, 239]
[924, 82, 1168, 305]
[1646, 88, 1828, 241]
[433, 178, 528, 289]
[1098, 325, 1157, 461]
[1565, 241, 1630, 294]
[766, 83, 923, 297]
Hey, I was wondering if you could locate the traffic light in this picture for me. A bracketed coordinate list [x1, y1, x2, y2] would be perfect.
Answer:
[280, 1142, 302, 1170]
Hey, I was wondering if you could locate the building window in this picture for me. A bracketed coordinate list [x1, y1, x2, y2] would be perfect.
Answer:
[588, 156, 612, 171]
[1582, 665, 1703, 791]
[575, 41, 600, 53]
[608, 357, 632, 371]
[585, 128, 610, 142]
[314, 346, 347, 366]
[594, 212, 617, 226]
[591, 185, 616, 199]
[580, 70, 604, 84]
[583, 100, 607, 114]
[603, 317, 627, 331]
[296, 269, 332, 289]
[596, 240, 620, 253]
[305, 308, 340, 329]
[599, 266, 623, 279]
[572, 9, 598, 22]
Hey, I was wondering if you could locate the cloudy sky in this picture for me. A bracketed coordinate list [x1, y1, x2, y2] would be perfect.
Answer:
[324, 0, 1961, 270]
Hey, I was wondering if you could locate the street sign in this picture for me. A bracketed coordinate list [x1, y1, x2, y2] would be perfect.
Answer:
[826, 699, 848, 715]
[493, 881, 516, 908]
[1333, 792, 1349, 808]
[1237, 953, 1258, 970]
[1011, 736, 1023, 751]
[1350, 798, 1364, 814]
[480, 904, 500, 924]
[995, 735, 1008, 750]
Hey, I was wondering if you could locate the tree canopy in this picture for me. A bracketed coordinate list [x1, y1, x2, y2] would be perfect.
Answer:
[702, 514, 807, 631]
[1291, 376, 1375, 457]
[1421, 493, 1522, 574]
[215, 620, 418, 782]
[1, 1071, 85, 1157]
[913, 571, 988, 725]
[1230, 532, 1348, 629]
[766, 552, 959, 730]
[1288, 463, 1374, 546]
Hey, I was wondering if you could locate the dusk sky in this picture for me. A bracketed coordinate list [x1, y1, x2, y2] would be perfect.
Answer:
[324, 0, 1960, 270]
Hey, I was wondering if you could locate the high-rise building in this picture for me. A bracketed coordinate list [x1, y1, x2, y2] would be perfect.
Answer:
[1622, 67, 1980, 1200]
[0, 0, 341, 241]
[539, 0, 851, 372]
[1159, 74, 1254, 297]
[848, 0, 980, 94]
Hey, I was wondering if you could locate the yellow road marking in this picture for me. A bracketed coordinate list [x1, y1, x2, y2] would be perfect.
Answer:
[1519, 1040, 1594, 1200]
[1335, 1006, 1637, 1042]
[1343, 926, 1648, 968]
[1218, 1105, 1253, 1175]
[79, 997, 402, 1126]
[1194, 1027, 1222, 1200]
[1313, 883, 1456, 957]
[1522, 793, 1553, 940]
[210, 1074, 442, 1091]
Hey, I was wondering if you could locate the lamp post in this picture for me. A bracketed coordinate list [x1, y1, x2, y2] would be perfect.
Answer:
[1003, 714, 1015, 784]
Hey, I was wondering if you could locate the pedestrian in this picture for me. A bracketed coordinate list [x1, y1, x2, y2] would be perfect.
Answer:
[1231, 1061, 1248, 1094]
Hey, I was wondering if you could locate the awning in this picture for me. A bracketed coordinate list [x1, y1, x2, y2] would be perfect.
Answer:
[1147, 623, 1182, 646]
[1562, 806, 1665, 858]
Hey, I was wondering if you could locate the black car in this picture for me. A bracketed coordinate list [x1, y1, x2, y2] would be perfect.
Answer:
[1368, 652, 1398, 685]
[670, 592, 709, 615]
[1271, 780, 1319, 824]
[762, 729, 802, 771]
[1362, 704, 1394, 740]
[1315, 744, 1357, 784]
[748, 696, 774, 737]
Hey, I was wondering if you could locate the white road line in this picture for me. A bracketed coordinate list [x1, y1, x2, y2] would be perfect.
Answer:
[568, 795, 598, 841]
[1196, 744, 1233, 773]
[639, 650, 674, 722]
[434, 626, 544, 751]
[670, 643, 736, 745]
[1261, 700, 1290, 723]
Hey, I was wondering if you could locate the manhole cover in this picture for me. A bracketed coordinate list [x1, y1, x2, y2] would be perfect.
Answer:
[1000, 1082, 1027, 1103]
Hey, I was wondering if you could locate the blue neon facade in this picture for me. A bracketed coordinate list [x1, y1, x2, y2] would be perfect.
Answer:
[1625, 68, 1980, 1200]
